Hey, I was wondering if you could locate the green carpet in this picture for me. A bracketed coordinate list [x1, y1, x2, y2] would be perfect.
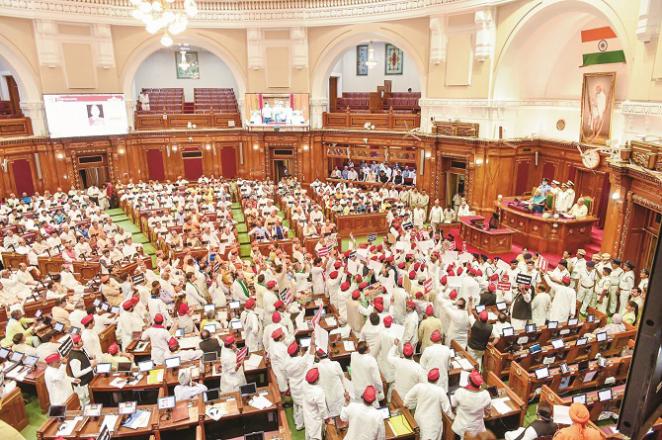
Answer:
[109, 214, 130, 222]
[133, 233, 150, 244]
[21, 393, 46, 439]
[285, 407, 304, 440]
[115, 221, 141, 234]
[142, 243, 157, 255]
[240, 244, 252, 258]
[237, 223, 247, 233]
[105, 208, 125, 216]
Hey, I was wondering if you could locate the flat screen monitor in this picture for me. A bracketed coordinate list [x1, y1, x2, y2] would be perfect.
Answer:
[119, 401, 137, 415]
[23, 355, 39, 367]
[551, 338, 565, 349]
[204, 324, 217, 333]
[496, 301, 507, 311]
[576, 337, 588, 346]
[502, 327, 514, 337]
[53, 322, 65, 333]
[9, 352, 23, 363]
[204, 304, 215, 314]
[596, 331, 608, 342]
[245, 432, 264, 440]
[204, 388, 220, 402]
[535, 367, 550, 379]
[96, 363, 111, 374]
[43, 94, 129, 138]
[0, 348, 9, 360]
[547, 321, 558, 329]
[230, 320, 242, 330]
[599, 388, 613, 402]
[529, 344, 542, 354]
[165, 357, 181, 369]
[138, 360, 154, 372]
[572, 394, 587, 405]
[48, 405, 66, 418]
[568, 318, 579, 326]
[202, 352, 218, 363]
[158, 396, 176, 410]
[525, 323, 537, 333]
[474, 304, 486, 314]
[240, 382, 257, 397]
[117, 362, 132, 373]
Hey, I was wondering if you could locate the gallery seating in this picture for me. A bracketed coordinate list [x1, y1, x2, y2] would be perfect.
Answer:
[138, 87, 185, 113]
[194, 88, 239, 113]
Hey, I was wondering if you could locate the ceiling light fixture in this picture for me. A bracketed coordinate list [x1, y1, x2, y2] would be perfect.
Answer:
[130, 0, 198, 47]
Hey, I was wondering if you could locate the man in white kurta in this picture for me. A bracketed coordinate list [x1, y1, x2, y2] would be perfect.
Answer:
[140, 316, 171, 365]
[220, 336, 247, 393]
[419, 330, 452, 392]
[544, 274, 577, 323]
[404, 368, 453, 440]
[302, 368, 328, 440]
[44, 353, 74, 406]
[349, 341, 384, 403]
[284, 341, 315, 430]
[387, 341, 425, 400]
[340, 385, 385, 440]
[318, 350, 351, 418]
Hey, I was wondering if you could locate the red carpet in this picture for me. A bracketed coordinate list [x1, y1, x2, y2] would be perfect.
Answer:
[446, 226, 604, 268]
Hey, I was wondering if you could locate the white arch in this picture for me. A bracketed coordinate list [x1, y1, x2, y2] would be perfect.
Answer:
[0, 34, 42, 104]
[120, 31, 247, 102]
[492, 0, 633, 100]
[311, 30, 428, 101]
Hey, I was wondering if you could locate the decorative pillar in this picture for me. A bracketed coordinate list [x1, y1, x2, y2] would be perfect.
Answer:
[310, 97, 328, 129]
[601, 164, 630, 256]
[125, 99, 136, 131]
[429, 16, 448, 65]
[20, 101, 46, 136]
[637, 0, 662, 43]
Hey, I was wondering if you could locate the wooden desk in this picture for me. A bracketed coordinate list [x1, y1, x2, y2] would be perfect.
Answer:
[334, 212, 388, 239]
[459, 216, 514, 254]
[0, 386, 28, 431]
[498, 197, 598, 254]
[0, 252, 28, 269]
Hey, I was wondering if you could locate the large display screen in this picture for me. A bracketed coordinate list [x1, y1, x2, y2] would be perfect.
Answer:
[245, 93, 309, 127]
[43, 94, 129, 138]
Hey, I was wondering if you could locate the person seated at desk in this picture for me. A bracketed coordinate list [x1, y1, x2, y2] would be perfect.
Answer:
[488, 212, 500, 230]
[199, 329, 222, 356]
[527, 189, 546, 214]
[99, 342, 134, 369]
[11, 332, 37, 356]
[174, 368, 207, 401]
[504, 402, 557, 440]
[167, 337, 203, 363]
[567, 198, 589, 218]
[622, 300, 639, 326]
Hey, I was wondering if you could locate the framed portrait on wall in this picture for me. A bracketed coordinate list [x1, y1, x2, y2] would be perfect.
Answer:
[385, 44, 403, 75]
[356, 45, 369, 76]
[580, 72, 616, 145]
[175, 50, 200, 79]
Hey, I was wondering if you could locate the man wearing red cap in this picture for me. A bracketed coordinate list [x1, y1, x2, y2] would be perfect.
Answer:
[81, 313, 103, 360]
[420, 329, 452, 392]
[441, 294, 470, 348]
[391, 277, 409, 325]
[349, 341, 384, 406]
[140, 314, 172, 364]
[262, 279, 280, 325]
[268, 327, 290, 392]
[359, 312, 382, 356]
[544, 272, 577, 323]
[388, 340, 425, 399]
[346, 289, 369, 334]
[302, 367, 329, 439]
[284, 338, 316, 431]
[402, 299, 419, 348]
[418, 304, 442, 351]
[262, 311, 288, 353]
[403, 368, 453, 440]
[220, 335, 247, 394]
[118, 296, 144, 350]
[167, 336, 203, 362]
[311, 259, 326, 295]
[376, 315, 397, 390]
[317, 345, 351, 418]
[100, 342, 134, 369]
[44, 353, 74, 407]
[325, 268, 341, 310]
[467, 307, 493, 369]
[450, 370, 492, 437]
[240, 297, 262, 352]
[460, 267, 481, 304]
[67, 333, 96, 406]
[339, 385, 385, 440]
[530, 283, 551, 327]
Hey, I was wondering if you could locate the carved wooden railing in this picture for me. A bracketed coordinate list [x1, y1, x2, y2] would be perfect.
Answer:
[322, 110, 420, 131]
[433, 120, 479, 137]
[0, 117, 33, 138]
[134, 112, 241, 131]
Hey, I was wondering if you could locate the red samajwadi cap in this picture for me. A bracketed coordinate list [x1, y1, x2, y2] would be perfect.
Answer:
[428, 368, 440, 382]
[45, 353, 61, 364]
[305, 367, 319, 384]
[362, 385, 377, 404]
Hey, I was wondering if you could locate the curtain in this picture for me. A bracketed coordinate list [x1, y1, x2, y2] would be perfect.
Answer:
[146, 149, 165, 181]
[12, 159, 35, 195]
[515, 161, 530, 195]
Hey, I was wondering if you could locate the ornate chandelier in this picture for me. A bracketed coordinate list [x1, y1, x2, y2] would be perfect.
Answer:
[130, 0, 198, 47]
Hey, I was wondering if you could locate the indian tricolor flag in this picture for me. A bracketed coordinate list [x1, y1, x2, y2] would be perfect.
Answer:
[581, 26, 626, 66]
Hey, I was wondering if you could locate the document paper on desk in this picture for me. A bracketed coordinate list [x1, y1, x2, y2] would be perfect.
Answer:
[109, 377, 127, 389]
[343, 340, 356, 352]
[101, 414, 119, 432]
[244, 354, 263, 370]
[315, 325, 329, 354]
[249, 395, 273, 410]
[458, 357, 474, 371]
[147, 369, 164, 385]
[122, 409, 151, 429]
[178, 336, 202, 350]
[56, 417, 83, 436]
[459, 370, 470, 387]
[491, 397, 512, 415]
[388, 414, 413, 436]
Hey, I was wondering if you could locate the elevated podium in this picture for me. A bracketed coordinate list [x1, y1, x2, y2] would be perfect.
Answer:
[459, 215, 515, 254]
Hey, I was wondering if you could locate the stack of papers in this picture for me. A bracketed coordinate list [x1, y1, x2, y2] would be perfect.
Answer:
[56, 417, 83, 436]
[7, 366, 29, 381]
[458, 358, 474, 371]
[109, 377, 127, 389]
[122, 409, 151, 430]
[459, 370, 470, 387]
[324, 316, 338, 327]
[206, 404, 226, 421]
[491, 397, 512, 415]
[343, 341, 356, 352]
[101, 414, 119, 432]
[248, 395, 273, 410]
[179, 336, 202, 349]
[147, 370, 164, 385]
[244, 354, 263, 370]
[553, 405, 572, 425]
[388, 414, 413, 435]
